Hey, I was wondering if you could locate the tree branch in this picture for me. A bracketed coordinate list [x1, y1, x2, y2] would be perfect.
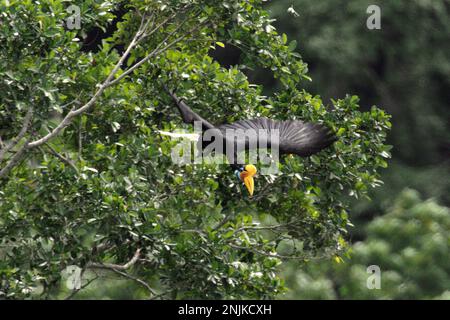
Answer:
[229, 243, 334, 261]
[0, 139, 29, 179]
[88, 248, 141, 271]
[64, 271, 99, 300]
[78, 119, 83, 160]
[41, 144, 79, 173]
[27, 15, 150, 149]
[229, 243, 307, 260]
[109, 268, 157, 297]
[106, 12, 203, 88]
[1, 10, 207, 180]
[86, 248, 157, 297]
[0, 107, 33, 162]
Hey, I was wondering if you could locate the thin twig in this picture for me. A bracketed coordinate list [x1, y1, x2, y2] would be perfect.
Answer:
[88, 248, 141, 271]
[234, 223, 287, 233]
[213, 214, 232, 231]
[229, 242, 335, 261]
[41, 144, 79, 173]
[78, 119, 83, 160]
[149, 290, 171, 300]
[64, 272, 99, 300]
[107, 15, 205, 87]
[229, 243, 308, 260]
[233, 217, 304, 234]
[144, 11, 178, 38]
[250, 181, 275, 201]
[109, 268, 156, 297]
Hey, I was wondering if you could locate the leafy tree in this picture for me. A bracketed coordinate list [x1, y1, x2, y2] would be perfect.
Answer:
[0, 0, 390, 299]
[282, 189, 450, 299]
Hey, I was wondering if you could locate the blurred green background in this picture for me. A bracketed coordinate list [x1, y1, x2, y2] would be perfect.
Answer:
[264, 0, 450, 299]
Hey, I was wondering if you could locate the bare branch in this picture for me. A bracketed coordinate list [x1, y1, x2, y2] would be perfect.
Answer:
[0, 139, 29, 179]
[78, 119, 83, 160]
[86, 248, 156, 297]
[249, 181, 275, 201]
[149, 289, 171, 300]
[0, 107, 33, 162]
[88, 248, 141, 271]
[41, 144, 79, 173]
[109, 268, 156, 297]
[180, 228, 207, 235]
[234, 222, 288, 233]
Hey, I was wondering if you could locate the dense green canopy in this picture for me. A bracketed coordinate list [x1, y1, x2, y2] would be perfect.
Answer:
[0, 0, 390, 299]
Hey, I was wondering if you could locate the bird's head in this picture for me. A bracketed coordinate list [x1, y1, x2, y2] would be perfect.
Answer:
[234, 164, 257, 196]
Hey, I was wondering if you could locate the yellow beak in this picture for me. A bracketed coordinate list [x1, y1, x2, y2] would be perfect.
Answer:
[239, 165, 257, 197]
[243, 175, 254, 197]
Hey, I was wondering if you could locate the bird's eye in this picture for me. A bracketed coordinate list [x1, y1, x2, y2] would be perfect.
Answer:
[239, 166, 244, 172]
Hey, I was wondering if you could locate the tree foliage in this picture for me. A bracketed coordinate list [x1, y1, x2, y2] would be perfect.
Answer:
[0, 0, 390, 299]
[282, 189, 450, 299]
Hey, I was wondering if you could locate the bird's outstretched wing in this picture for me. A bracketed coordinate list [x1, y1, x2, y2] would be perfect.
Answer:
[162, 84, 335, 157]
[217, 118, 336, 157]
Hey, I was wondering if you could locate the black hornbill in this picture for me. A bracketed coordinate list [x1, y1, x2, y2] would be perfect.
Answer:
[161, 85, 336, 196]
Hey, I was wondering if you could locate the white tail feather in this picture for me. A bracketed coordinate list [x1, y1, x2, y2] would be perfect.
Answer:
[157, 130, 199, 141]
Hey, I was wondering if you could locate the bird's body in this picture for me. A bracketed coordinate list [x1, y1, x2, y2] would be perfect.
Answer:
[161, 85, 336, 196]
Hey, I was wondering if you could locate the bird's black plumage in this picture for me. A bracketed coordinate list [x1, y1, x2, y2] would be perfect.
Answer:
[218, 118, 336, 157]
[163, 85, 336, 165]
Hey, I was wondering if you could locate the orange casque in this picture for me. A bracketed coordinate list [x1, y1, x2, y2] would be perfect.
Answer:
[239, 164, 257, 196]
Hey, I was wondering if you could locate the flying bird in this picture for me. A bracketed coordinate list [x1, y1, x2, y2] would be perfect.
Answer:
[160, 85, 336, 196]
